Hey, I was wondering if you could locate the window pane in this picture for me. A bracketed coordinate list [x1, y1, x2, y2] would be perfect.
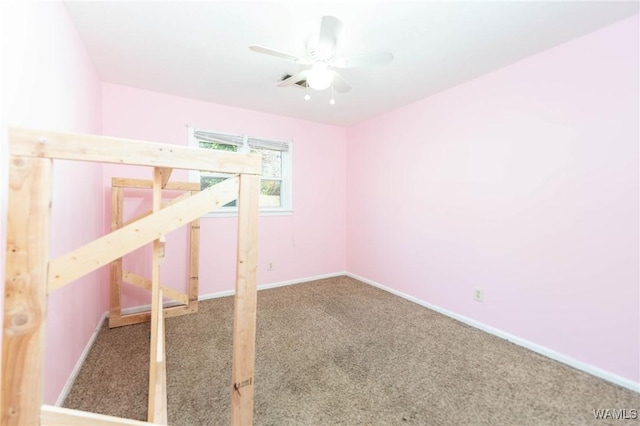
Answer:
[251, 148, 282, 178]
[199, 140, 237, 208]
[260, 180, 281, 208]
[201, 176, 236, 207]
[199, 141, 238, 152]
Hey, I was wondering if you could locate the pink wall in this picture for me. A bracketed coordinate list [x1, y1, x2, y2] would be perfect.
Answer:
[0, 2, 636, 405]
[101, 83, 347, 306]
[1, 2, 106, 404]
[347, 15, 639, 384]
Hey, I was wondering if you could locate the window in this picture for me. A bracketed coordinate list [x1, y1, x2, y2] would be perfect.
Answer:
[188, 127, 292, 216]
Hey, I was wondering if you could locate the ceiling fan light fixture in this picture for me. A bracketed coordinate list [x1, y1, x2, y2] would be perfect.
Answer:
[307, 63, 332, 91]
[250, 15, 389, 95]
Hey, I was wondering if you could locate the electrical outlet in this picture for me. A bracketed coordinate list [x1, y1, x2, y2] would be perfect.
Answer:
[473, 288, 484, 302]
[267, 262, 274, 271]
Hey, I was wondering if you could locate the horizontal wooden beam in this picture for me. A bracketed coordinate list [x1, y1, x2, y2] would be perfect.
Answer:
[108, 304, 196, 328]
[111, 178, 199, 191]
[9, 128, 262, 175]
[122, 271, 189, 305]
[48, 176, 240, 291]
[41, 405, 160, 426]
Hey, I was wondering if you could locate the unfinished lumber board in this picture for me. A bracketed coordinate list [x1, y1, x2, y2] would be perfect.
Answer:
[110, 177, 200, 328]
[152, 170, 162, 276]
[230, 174, 261, 426]
[112, 177, 199, 191]
[109, 186, 124, 320]
[189, 201, 200, 309]
[122, 271, 189, 305]
[2, 157, 52, 426]
[148, 168, 168, 424]
[108, 304, 196, 328]
[158, 168, 173, 188]
[147, 281, 168, 424]
[41, 405, 160, 426]
[121, 191, 193, 228]
[10, 127, 262, 175]
[49, 176, 240, 291]
[149, 288, 168, 424]
[3, 127, 261, 426]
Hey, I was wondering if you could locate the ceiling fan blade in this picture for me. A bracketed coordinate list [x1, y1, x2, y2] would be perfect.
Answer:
[332, 72, 351, 93]
[249, 45, 301, 62]
[318, 16, 343, 49]
[332, 52, 394, 69]
[277, 70, 309, 87]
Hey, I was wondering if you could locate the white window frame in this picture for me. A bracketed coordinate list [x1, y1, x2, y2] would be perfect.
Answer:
[188, 126, 293, 217]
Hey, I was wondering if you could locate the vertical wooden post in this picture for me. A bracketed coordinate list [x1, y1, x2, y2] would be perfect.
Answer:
[148, 168, 168, 424]
[230, 173, 260, 426]
[109, 186, 124, 327]
[1, 156, 52, 425]
[189, 190, 200, 312]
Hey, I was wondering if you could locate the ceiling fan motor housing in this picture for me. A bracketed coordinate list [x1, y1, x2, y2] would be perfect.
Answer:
[250, 15, 391, 94]
[306, 36, 334, 62]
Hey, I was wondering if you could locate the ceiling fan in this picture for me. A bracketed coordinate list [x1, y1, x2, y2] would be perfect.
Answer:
[249, 16, 393, 99]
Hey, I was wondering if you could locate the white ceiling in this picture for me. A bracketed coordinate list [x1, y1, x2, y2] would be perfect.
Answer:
[64, 1, 638, 127]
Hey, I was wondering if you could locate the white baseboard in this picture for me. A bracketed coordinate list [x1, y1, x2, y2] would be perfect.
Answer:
[199, 271, 346, 301]
[120, 300, 183, 316]
[60, 271, 635, 407]
[55, 312, 108, 406]
[345, 272, 640, 394]
[114, 272, 346, 313]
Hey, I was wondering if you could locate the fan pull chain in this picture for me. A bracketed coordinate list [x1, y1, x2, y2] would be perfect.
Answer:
[330, 79, 336, 105]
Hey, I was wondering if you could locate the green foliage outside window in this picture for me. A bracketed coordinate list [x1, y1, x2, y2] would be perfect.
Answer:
[196, 135, 288, 210]
[199, 142, 237, 152]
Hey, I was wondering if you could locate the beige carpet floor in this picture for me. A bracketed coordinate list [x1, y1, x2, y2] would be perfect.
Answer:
[64, 276, 640, 425]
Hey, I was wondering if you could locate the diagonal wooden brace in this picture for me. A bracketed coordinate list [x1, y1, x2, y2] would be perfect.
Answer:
[48, 176, 240, 292]
[122, 271, 189, 305]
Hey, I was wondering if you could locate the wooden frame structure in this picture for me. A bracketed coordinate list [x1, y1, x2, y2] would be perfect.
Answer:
[109, 177, 200, 328]
[1, 128, 261, 425]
